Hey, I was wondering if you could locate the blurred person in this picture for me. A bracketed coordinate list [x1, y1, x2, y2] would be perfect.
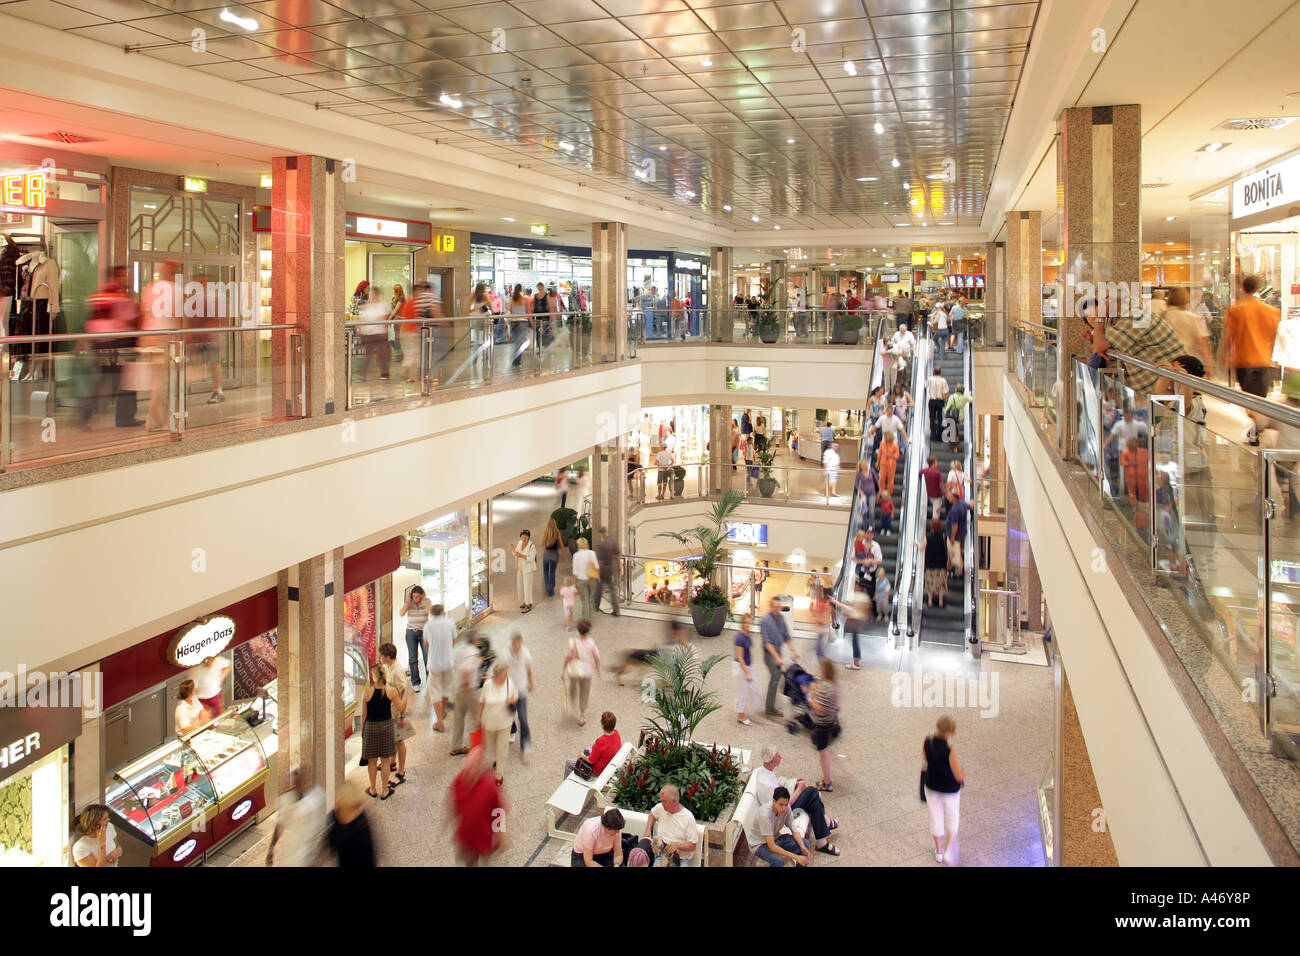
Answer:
[562, 618, 601, 725]
[856, 458, 879, 526]
[746, 786, 812, 867]
[378, 642, 413, 784]
[398, 281, 434, 384]
[637, 784, 697, 866]
[477, 661, 518, 783]
[931, 297, 949, 358]
[878, 492, 895, 535]
[449, 630, 482, 756]
[399, 584, 433, 689]
[1149, 288, 1167, 318]
[424, 603, 456, 733]
[753, 745, 840, 857]
[921, 715, 966, 864]
[949, 297, 969, 354]
[513, 528, 537, 613]
[877, 431, 900, 498]
[563, 710, 621, 777]
[266, 768, 327, 866]
[506, 283, 529, 368]
[174, 679, 205, 735]
[360, 665, 399, 799]
[1162, 287, 1214, 376]
[540, 518, 565, 598]
[891, 381, 913, 426]
[194, 654, 229, 719]
[327, 782, 375, 868]
[560, 573, 579, 630]
[613, 619, 689, 685]
[571, 537, 599, 620]
[594, 527, 621, 616]
[919, 517, 950, 609]
[823, 441, 841, 500]
[627, 444, 642, 500]
[505, 632, 534, 759]
[1084, 294, 1184, 393]
[888, 322, 916, 389]
[572, 808, 626, 867]
[809, 658, 841, 792]
[72, 804, 121, 867]
[357, 284, 392, 381]
[853, 526, 882, 587]
[945, 459, 969, 507]
[829, 583, 872, 670]
[761, 595, 799, 718]
[945, 493, 971, 551]
[819, 419, 834, 454]
[554, 466, 569, 509]
[655, 444, 675, 500]
[1220, 275, 1282, 442]
[80, 265, 141, 428]
[733, 614, 761, 725]
[184, 275, 225, 405]
[873, 565, 892, 622]
[893, 290, 912, 330]
[448, 744, 508, 866]
[349, 280, 370, 317]
[926, 367, 950, 441]
[140, 259, 182, 431]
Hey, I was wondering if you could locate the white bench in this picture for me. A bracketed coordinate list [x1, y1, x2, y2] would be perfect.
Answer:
[615, 807, 710, 867]
[724, 773, 811, 867]
[545, 741, 636, 840]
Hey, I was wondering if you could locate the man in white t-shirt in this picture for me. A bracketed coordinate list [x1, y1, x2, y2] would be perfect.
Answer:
[194, 654, 230, 718]
[747, 789, 811, 867]
[639, 784, 698, 866]
[505, 632, 535, 760]
[749, 745, 837, 854]
[655, 445, 675, 500]
[424, 603, 457, 732]
[822, 442, 841, 500]
[872, 409, 908, 457]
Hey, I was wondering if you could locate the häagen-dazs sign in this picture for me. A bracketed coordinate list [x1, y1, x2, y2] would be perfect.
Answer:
[167, 616, 236, 668]
[1232, 153, 1300, 221]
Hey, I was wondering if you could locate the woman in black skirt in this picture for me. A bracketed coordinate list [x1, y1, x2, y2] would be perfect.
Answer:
[361, 665, 400, 799]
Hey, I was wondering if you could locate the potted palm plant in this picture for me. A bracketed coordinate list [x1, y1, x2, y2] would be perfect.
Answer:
[657, 490, 744, 636]
[757, 311, 780, 343]
[833, 311, 863, 344]
[756, 448, 778, 497]
[671, 465, 686, 498]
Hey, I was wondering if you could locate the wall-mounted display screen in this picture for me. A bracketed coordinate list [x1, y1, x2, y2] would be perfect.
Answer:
[725, 522, 768, 547]
[725, 366, 770, 392]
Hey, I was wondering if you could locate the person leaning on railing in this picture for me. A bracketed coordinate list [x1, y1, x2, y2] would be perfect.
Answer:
[1082, 299, 1185, 393]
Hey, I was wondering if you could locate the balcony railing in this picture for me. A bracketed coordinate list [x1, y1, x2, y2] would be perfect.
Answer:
[626, 460, 856, 508]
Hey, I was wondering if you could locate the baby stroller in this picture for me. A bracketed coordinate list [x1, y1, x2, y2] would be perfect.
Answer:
[782, 664, 816, 735]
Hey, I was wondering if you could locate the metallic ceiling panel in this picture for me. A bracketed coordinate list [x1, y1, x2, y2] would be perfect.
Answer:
[543, 19, 643, 45]
[436, 5, 539, 33]
[954, 2, 1038, 31]
[510, 0, 614, 23]
[953, 27, 1031, 51]
[693, 2, 787, 32]
[421, 33, 495, 58]
[513, 46, 602, 69]
[874, 33, 952, 57]
[643, 33, 730, 57]
[870, 11, 953, 37]
[775, 0, 867, 24]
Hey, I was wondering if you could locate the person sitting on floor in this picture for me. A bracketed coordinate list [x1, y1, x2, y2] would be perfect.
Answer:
[745, 786, 812, 867]
[751, 745, 840, 856]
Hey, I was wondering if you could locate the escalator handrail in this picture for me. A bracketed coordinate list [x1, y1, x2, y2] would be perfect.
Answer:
[963, 339, 978, 651]
[896, 334, 933, 641]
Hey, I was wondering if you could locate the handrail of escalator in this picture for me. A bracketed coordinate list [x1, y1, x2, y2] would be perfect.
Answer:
[896, 335, 933, 644]
[829, 315, 888, 615]
[962, 339, 979, 654]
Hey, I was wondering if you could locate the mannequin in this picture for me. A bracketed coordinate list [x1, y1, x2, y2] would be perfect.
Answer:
[0, 233, 18, 339]
[15, 247, 60, 380]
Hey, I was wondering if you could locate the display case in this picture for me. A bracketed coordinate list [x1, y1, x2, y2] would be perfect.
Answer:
[107, 709, 270, 865]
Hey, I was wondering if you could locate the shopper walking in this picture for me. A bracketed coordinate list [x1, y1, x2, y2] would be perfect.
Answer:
[926, 368, 950, 441]
[560, 574, 579, 630]
[327, 783, 375, 868]
[921, 715, 966, 864]
[424, 603, 456, 733]
[733, 614, 762, 725]
[477, 662, 518, 783]
[822, 441, 841, 501]
[920, 456, 944, 520]
[856, 458, 879, 527]
[932, 299, 949, 358]
[360, 665, 399, 799]
[829, 585, 872, 670]
[1220, 275, 1282, 441]
[572, 537, 599, 621]
[449, 631, 481, 756]
[448, 745, 508, 866]
[513, 529, 537, 612]
[399, 585, 432, 689]
[505, 632, 534, 761]
[760, 595, 799, 718]
[919, 517, 950, 609]
[358, 285, 392, 381]
[266, 768, 327, 867]
[563, 618, 601, 726]
[594, 527, 621, 616]
[540, 518, 565, 597]
[809, 659, 841, 792]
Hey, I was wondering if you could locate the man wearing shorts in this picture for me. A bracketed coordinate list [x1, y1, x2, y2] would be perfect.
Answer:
[423, 603, 457, 733]
[655, 445, 674, 500]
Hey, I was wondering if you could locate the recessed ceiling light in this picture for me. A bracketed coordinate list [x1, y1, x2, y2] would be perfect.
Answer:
[856, 176, 878, 182]
[1166, 241, 1175, 245]
[439, 92, 463, 109]
[702, 59, 713, 67]
[874, 121, 884, 135]
[921, 222, 927, 226]
[723, 204, 732, 211]
[902, 181, 909, 188]
[219, 8, 258, 30]
[1164, 215, 1177, 221]
[911, 199, 920, 206]
[844, 60, 857, 76]
[883, 201, 889, 205]
[501, 217, 516, 222]
[891, 157, 900, 167]
[938, 222, 953, 225]
[752, 215, 760, 222]
[773, 225, 781, 230]
[558, 140, 575, 152]
[659, 145, 667, 151]
[1198, 142, 1228, 152]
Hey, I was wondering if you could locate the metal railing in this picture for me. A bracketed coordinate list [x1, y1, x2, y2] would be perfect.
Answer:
[630, 307, 888, 346]
[626, 458, 859, 508]
[344, 310, 620, 410]
[1, 324, 304, 472]
[900, 336, 932, 645]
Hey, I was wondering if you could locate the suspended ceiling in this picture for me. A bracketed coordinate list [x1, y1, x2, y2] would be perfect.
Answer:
[5, 0, 1040, 231]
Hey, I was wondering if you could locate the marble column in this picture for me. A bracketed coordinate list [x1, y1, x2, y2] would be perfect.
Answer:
[708, 404, 732, 495]
[1005, 210, 1042, 371]
[807, 266, 822, 311]
[766, 259, 786, 311]
[277, 547, 345, 801]
[593, 437, 627, 555]
[1057, 105, 1142, 453]
[709, 247, 732, 342]
[1059, 670, 1119, 866]
[591, 222, 628, 361]
[271, 156, 346, 418]
[985, 240, 1004, 347]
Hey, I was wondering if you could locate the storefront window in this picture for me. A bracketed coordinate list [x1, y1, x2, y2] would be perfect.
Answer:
[0, 747, 69, 867]
[638, 405, 709, 463]
[344, 580, 379, 665]
[470, 242, 592, 301]
[401, 508, 489, 630]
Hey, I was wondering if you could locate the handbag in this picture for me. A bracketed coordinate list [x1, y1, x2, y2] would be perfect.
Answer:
[919, 736, 929, 802]
[572, 756, 595, 780]
[393, 716, 416, 743]
[564, 639, 586, 681]
[470, 727, 484, 750]
[586, 558, 601, 581]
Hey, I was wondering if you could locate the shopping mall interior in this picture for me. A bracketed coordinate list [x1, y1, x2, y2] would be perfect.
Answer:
[2, 0, 1300, 890]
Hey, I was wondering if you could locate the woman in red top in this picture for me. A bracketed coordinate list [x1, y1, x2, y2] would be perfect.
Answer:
[449, 745, 508, 866]
[563, 711, 621, 778]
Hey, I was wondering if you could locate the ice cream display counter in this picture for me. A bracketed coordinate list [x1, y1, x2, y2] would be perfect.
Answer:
[105, 710, 270, 867]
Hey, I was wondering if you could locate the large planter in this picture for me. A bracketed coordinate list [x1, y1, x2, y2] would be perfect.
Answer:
[758, 326, 779, 343]
[672, 478, 685, 497]
[690, 602, 729, 637]
[757, 476, 778, 497]
[833, 320, 862, 344]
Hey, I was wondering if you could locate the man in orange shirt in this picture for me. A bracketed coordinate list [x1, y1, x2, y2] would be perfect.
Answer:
[1220, 275, 1281, 398]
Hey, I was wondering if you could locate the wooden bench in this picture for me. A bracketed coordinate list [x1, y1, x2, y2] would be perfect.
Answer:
[545, 741, 636, 840]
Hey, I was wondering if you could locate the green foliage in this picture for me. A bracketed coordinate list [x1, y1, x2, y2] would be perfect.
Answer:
[756, 447, 777, 479]
[672, 465, 687, 480]
[550, 506, 577, 533]
[655, 490, 745, 593]
[815, 408, 828, 421]
[643, 645, 726, 747]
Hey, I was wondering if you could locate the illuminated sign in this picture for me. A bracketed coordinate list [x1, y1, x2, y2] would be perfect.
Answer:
[435, 234, 456, 253]
[725, 522, 768, 547]
[173, 838, 199, 863]
[929, 250, 944, 266]
[530, 223, 548, 236]
[911, 251, 926, 266]
[1232, 153, 1300, 221]
[230, 798, 254, 822]
[259, 173, 273, 189]
[356, 216, 408, 239]
[183, 177, 208, 193]
[167, 615, 236, 668]
[880, 273, 901, 282]
[725, 365, 770, 392]
[2, 171, 47, 210]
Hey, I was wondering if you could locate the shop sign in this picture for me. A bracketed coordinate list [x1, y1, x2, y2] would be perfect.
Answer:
[530, 223, 548, 236]
[167, 615, 236, 668]
[1232, 153, 1300, 220]
[357, 216, 408, 239]
[172, 838, 199, 863]
[2, 171, 46, 210]
[230, 798, 254, 822]
[725, 521, 769, 547]
[0, 697, 80, 781]
[436, 234, 455, 252]
[259, 173, 273, 189]
[183, 177, 208, 193]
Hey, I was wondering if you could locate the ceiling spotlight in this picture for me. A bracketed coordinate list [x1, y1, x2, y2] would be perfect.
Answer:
[558, 140, 575, 152]
[702, 59, 713, 67]
[752, 215, 760, 222]
[787, 138, 795, 144]
[902, 181, 909, 188]
[723, 204, 732, 211]
[1164, 215, 1177, 221]
[891, 157, 900, 167]
[1165, 241, 1175, 245]
[439, 92, 462, 109]
[856, 176, 878, 182]
[911, 199, 920, 206]
[921, 222, 927, 227]
[501, 217, 516, 222]
[773, 225, 781, 230]
[219, 8, 258, 30]
[844, 60, 857, 76]
[874, 121, 884, 135]
[1197, 142, 1228, 152]
[659, 145, 668, 151]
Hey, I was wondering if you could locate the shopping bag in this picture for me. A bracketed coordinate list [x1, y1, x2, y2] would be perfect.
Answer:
[393, 717, 416, 743]
[470, 727, 484, 750]
[121, 359, 154, 392]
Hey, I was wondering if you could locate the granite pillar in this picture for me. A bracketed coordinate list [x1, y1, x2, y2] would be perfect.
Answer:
[1005, 211, 1042, 370]
[708, 404, 732, 495]
[1059, 670, 1119, 866]
[710, 247, 732, 342]
[277, 547, 345, 801]
[271, 155, 346, 418]
[766, 259, 786, 312]
[591, 222, 628, 361]
[1057, 105, 1142, 453]
[985, 240, 1004, 347]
